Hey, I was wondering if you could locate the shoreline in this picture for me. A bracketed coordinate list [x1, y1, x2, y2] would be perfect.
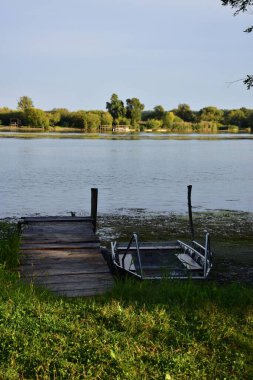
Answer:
[2, 210, 253, 284]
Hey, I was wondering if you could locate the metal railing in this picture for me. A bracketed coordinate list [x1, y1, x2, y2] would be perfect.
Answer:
[121, 233, 144, 278]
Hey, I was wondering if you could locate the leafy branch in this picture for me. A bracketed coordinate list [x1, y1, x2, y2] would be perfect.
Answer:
[221, 0, 253, 88]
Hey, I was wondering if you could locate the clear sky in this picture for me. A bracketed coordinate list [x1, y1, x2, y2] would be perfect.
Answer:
[1, 0, 252, 111]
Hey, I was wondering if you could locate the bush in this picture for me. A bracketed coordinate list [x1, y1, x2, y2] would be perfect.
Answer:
[145, 119, 163, 130]
[24, 108, 50, 129]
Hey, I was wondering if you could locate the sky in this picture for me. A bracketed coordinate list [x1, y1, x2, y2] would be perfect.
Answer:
[1, 0, 253, 111]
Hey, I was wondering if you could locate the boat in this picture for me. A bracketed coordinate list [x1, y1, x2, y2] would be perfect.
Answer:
[109, 186, 213, 280]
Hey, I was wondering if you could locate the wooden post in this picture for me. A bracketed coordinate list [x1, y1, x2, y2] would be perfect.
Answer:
[187, 185, 195, 242]
[91, 188, 98, 232]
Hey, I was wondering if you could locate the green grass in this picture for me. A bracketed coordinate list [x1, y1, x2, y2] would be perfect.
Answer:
[0, 219, 252, 379]
[0, 222, 20, 269]
[0, 268, 252, 379]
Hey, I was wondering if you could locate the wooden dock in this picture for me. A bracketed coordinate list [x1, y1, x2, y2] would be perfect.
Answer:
[18, 190, 113, 297]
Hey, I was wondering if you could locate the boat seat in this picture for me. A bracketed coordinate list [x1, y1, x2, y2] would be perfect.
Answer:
[176, 253, 202, 270]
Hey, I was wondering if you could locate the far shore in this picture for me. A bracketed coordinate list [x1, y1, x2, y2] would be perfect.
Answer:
[0, 125, 252, 136]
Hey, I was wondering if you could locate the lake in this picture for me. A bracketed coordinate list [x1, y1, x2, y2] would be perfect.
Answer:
[0, 135, 252, 218]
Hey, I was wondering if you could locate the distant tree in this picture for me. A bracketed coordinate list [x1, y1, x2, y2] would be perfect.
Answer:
[141, 110, 155, 121]
[100, 111, 113, 127]
[69, 111, 88, 130]
[106, 94, 126, 124]
[47, 110, 61, 126]
[116, 116, 131, 126]
[126, 97, 144, 126]
[86, 113, 101, 132]
[0, 107, 11, 113]
[25, 108, 50, 129]
[17, 96, 34, 111]
[174, 104, 195, 122]
[198, 106, 224, 123]
[221, 0, 253, 88]
[225, 109, 246, 127]
[153, 105, 165, 120]
[145, 119, 163, 130]
[163, 112, 176, 128]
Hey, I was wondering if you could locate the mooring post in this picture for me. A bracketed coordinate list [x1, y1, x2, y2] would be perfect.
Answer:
[91, 188, 98, 232]
[187, 185, 195, 242]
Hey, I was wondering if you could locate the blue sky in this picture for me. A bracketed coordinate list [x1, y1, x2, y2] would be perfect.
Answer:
[1, 0, 252, 111]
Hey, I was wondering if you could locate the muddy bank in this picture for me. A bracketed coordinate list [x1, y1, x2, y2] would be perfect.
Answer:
[97, 211, 253, 285]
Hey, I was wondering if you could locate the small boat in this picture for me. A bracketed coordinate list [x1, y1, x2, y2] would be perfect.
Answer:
[109, 186, 213, 280]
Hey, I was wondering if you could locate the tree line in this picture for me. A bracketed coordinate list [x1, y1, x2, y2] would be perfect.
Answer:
[0, 94, 252, 132]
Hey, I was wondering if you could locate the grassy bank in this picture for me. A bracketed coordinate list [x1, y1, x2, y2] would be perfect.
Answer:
[0, 218, 253, 378]
[0, 268, 253, 379]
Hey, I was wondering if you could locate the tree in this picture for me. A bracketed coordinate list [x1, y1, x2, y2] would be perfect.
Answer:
[198, 106, 224, 123]
[225, 109, 247, 127]
[145, 119, 163, 130]
[174, 104, 195, 122]
[17, 96, 34, 111]
[221, 0, 253, 88]
[106, 94, 126, 124]
[25, 108, 50, 129]
[153, 105, 165, 120]
[86, 113, 101, 132]
[126, 97, 144, 126]
[100, 111, 113, 127]
[69, 111, 88, 130]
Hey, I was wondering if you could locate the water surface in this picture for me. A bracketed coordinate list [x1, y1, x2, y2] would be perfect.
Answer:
[0, 137, 252, 217]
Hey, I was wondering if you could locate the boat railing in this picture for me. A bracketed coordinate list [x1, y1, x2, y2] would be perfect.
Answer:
[121, 233, 144, 278]
[178, 232, 212, 278]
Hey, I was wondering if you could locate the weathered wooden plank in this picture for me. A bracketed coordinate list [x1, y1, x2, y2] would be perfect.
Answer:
[22, 217, 93, 223]
[22, 233, 95, 239]
[22, 273, 113, 285]
[21, 242, 100, 250]
[19, 249, 101, 259]
[21, 255, 107, 266]
[22, 224, 94, 235]
[24, 276, 112, 290]
[19, 213, 113, 297]
[21, 235, 99, 245]
[20, 266, 110, 276]
[21, 235, 100, 244]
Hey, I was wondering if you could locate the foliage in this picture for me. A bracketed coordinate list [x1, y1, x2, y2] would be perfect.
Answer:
[115, 116, 131, 126]
[17, 96, 34, 111]
[1, 95, 253, 132]
[126, 97, 144, 126]
[24, 108, 50, 129]
[198, 106, 224, 123]
[106, 94, 126, 123]
[145, 118, 163, 130]
[86, 112, 101, 132]
[100, 111, 113, 127]
[163, 111, 177, 128]
[153, 105, 165, 120]
[173, 104, 196, 122]
[221, 0, 253, 88]
[0, 269, 252, 379]
[47, 110, 61, 127]
[0, 222, 20, 269]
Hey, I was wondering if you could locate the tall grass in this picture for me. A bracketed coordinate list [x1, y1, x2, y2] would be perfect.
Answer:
[0, 222, 20, 268]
